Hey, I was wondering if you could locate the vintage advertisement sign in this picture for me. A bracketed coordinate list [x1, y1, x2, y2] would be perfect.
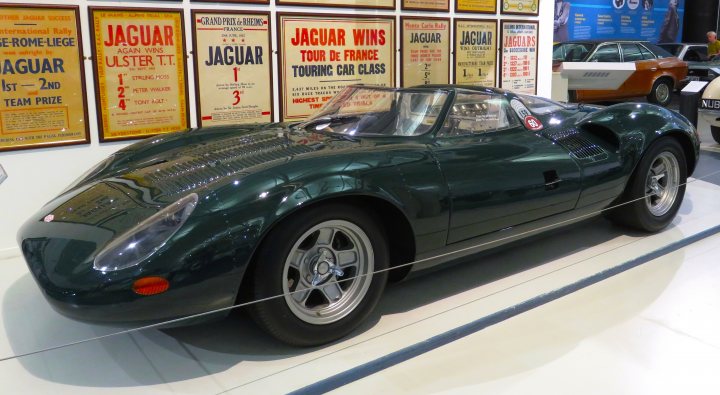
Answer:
[501, 0, 540, 15]
[401, 17, 449, 87]
[454, 19, 497, 86]
[278, 14, 395, 121]
[456, 0, 497, 13]
[500, 20, 538, 94]
[277, 0, 395, 9]
[90, 8, 189, 141]
[402, 0, 449, 11]
[0, 5, 89, 152]
[192, 11, 272, 126]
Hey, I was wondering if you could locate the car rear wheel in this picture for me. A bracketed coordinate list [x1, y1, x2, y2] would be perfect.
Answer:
[608, 138, 687, 232]
[249, 204, 388, 346]
[647, 78, 673, 107]
[711, 125, 720, 144]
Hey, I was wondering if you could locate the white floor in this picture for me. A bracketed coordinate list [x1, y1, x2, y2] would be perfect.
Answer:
[341, 226, 720, 395]
[0, 174, 719, 394]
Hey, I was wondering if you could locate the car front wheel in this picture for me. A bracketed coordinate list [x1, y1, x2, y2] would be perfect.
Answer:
[647, 78, 673, 107]
[249, 204, 388, 346]
[608, 138, 687, 232]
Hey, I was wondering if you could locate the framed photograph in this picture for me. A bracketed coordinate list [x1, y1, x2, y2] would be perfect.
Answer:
[402, 0, 449, 12]
[455, 0, 497, 14]
[501, 0, 540, 16]
[401, 17, 450, 87]
[192, 11, 273, 127]
[499, 20, 538, 94]
[454, 19, 498, 87]
[89, 7, 189, 142]
[0, 5, 89, 152]
[277, 13, 395, 121]
[276, 0, 395, 10]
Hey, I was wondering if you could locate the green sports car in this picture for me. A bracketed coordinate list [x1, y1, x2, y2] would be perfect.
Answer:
[18, 85, 699, 346]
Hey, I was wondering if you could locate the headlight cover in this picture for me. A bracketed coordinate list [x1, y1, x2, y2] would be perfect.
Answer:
[93, 193, 199, 272]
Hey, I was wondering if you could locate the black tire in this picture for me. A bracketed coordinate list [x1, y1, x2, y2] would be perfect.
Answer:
[608, 138, 687, 232]
[248, 204, 389, 346]
[711, 125, 720, 144]
[646, 78, 673, 107]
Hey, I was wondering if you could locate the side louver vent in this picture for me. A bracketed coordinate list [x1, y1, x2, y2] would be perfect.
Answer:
[546, 128, 607, 160]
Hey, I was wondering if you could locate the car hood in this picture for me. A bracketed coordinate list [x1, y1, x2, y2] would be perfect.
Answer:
[25, 125, 367, 238]
[76, 125, 369, 200]
[19, 125, 365, 277]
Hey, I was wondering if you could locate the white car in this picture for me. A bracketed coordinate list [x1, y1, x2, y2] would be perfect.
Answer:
[658, 43, 708, 62]
[699, 77, 720, 143]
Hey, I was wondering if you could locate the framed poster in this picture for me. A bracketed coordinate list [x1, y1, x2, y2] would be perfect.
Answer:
[456, 0, 497, 14]
[500, 20, 538, 94]
[401, 17, 450, 87]
[277, 13, 395, 121]
[192, 11, 273, 127]
[90, 7, 189, 142]
[454, 19, 497, 87]
[0, 5, 89, 152]
[501, 0, 540, 16]
[193, 0, 268, 4]
[277, 0, 395, 10]
[402, 0, 449, 12]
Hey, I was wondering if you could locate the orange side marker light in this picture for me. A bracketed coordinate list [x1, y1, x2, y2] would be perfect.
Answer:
[132, 276, 170, 296]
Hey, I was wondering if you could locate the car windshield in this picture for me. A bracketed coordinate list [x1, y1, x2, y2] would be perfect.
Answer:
[657, 43, 683, 57]
[552, 43, 595, 62]
[296, 86, 449, 137]
[517, 94, 568, 115]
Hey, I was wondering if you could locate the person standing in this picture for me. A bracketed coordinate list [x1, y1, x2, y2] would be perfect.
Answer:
[554, 0, 571, 42]
[708, 31, 720, 60]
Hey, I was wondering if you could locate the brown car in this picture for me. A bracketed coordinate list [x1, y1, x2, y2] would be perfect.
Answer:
[553, 41, 688, 107]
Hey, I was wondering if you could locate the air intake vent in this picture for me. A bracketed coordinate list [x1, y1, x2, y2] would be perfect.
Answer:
[546, 128, 607, 160]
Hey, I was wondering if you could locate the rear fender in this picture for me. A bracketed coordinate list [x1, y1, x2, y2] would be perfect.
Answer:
[576, 103, 698, 174]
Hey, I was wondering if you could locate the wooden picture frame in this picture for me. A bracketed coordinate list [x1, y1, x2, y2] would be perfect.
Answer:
[453, 18, 498, 87]
[191, 10, 274, 127]
[400, 16, 451, 87]
[401, 0, 450, 12]
[500, 0, 541, 16]
[455, 0, 498, 14]
[499, 19, 539, 95]
[0, 4, 90, 152]
[277, 13, 396, 121]
[276, 0, 395, 11]
[192, 0, 269, 4]
[89, 7, 190, 142]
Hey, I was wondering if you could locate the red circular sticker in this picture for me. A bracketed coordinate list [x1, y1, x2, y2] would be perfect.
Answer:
[524, 116, 543, 131]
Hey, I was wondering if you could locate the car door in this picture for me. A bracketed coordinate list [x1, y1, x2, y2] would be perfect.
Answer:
[684, 45, 707, 61]
[576, 43, 624, 101]
[617, 43, 657, 97]
[430, 92, 582, 244]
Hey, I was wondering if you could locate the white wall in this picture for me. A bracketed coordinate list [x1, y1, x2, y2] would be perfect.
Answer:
[0, 0, 554, 253]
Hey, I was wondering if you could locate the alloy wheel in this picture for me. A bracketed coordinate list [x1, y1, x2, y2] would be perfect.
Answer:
[282, 220, 374, 325]
[655, 83, 670, 104]
[645, 151, 680, 216]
